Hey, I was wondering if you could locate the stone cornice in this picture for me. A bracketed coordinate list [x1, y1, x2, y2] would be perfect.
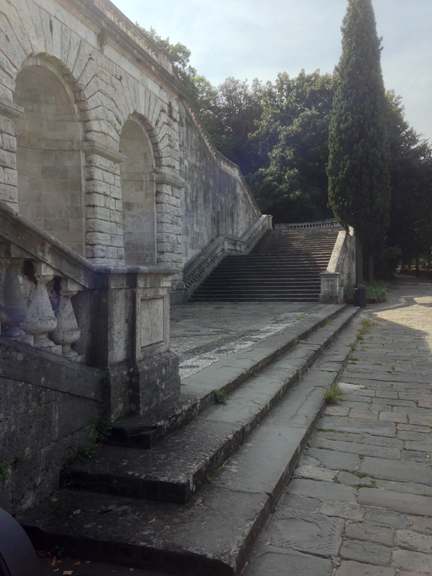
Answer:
[81, 140, 126, 163]
[0, 97, 25, 118]
[155, 172, 185, 190]
[69, 0, 190, 101]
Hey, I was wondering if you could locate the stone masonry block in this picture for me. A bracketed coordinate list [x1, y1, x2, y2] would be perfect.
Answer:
[101, 196, 116, 210]
[86, 232, 111, 245]
[86, 206, 111, 221]
[0, 183, 18, 203]
[110, 234, 124, 248]
[85, 180, 111, 196]
[0, 149, 16, 169]
[86, 192, 106, 208]
[110, 210, 122, 224]
[85, 166, 103, 181]
[0, 116, 15, 136]
[4, 168, 17, 186]
[86, 245, 107, 259]
[102, 171, 115, 185]
[108, 184, 122, 200]
[158, 242, 182, 254]
[157, 232, 178, 244]
[158, 222, 181, 234]
[86, 218, 117, 234]
[156, 192, 181, 208]
[2, 133, 16, 152]
[0, 166, 3, 183]
[156, 203, 181, 216]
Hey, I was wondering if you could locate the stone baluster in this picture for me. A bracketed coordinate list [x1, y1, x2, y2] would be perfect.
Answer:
[22, 262, 62, 354]
[51, 277, 84, 360]
[0, 249, 32, 344]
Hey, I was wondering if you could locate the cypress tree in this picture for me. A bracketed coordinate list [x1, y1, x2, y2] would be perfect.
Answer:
[327, 0, 390, 282]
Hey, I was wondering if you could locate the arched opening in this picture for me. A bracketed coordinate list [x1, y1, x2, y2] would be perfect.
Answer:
[14, 65, 84, 255]
[120, 119, 156, 265]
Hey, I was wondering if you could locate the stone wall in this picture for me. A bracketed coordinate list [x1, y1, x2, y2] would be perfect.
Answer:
[0, 337, 101, 515]
[0, 0, 261, 292]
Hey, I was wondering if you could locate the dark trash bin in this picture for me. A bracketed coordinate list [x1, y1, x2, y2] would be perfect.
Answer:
[0, 508, 39, 576]
[353, 284, 367, 308]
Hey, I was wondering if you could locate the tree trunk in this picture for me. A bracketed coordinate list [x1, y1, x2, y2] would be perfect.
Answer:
[368, 255, 374, 282]
[356, 235, 363, 285]
[415, 257, 420, 278]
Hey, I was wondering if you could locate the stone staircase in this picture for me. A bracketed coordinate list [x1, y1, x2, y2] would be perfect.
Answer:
[21, 303, 359, 576]
[191, 224, 343, 302]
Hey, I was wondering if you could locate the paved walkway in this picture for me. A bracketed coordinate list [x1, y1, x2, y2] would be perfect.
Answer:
[170, 301, 319, 379]
[245, 275, 432, 576]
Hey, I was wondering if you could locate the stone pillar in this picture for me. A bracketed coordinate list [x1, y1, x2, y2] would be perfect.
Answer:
[0, 247, 30, 343]
[0, 98, 24, 213]
[22, 262, 62, 354]
[155, 173, 185, 299]
[82, 140, 126, 266]
[319, 272, 342, 304]
[51, 277, 84, 360]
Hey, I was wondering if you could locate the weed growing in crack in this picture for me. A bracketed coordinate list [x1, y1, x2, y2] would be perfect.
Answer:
[325, 382, 341, 405]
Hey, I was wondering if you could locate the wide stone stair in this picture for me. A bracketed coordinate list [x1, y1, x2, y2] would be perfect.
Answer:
[191, 224, 343, 302]
[21, 303, 359, 576]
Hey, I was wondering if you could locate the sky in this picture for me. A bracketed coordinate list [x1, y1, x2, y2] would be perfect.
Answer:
[111, 0, 432, 143]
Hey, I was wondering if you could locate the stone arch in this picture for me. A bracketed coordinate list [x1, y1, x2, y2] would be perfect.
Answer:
[119, 116, 157, 265]
[13, 58, 85, 255]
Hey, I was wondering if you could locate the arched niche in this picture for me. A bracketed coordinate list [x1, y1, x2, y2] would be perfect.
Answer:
[120, 118, 156, 265]
[14, 64, 84, 255]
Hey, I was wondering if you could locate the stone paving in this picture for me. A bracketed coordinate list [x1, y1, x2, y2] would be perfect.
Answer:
[38, 276, 432, 575]
[170, 301, 319, 378]
[245, 275, 432, 576]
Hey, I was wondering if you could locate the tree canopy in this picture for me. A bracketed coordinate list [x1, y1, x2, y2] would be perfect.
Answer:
[327, 0, 391, 279]
[137, 20, 432, 275]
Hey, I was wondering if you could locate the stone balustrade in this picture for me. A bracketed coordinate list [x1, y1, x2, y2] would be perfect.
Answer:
[320, 227, 356, 304]
[0, 199, 180, 418]
[183, 215, 272, 299]
[275, 219, 339, 229]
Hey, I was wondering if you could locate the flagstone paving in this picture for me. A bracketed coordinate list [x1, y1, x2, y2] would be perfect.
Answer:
[245, 275, 432, 576]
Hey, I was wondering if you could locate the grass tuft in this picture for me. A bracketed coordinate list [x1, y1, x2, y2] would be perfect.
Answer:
[325, 382, 341, 405]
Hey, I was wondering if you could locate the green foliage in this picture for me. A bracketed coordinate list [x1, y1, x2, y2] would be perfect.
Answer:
[325, 382, 341, 405]
[384, 91, 432, 266]
[250, 70, 336, 223]
[214, 390, 229, 404]
[327, 0, 391, 261]
[67, 410, 112, 465]
[344, 281, 388, 302]
[364, 280, 388, 302]
[135, 21, 431, 263]
[0, 460, 10, 481]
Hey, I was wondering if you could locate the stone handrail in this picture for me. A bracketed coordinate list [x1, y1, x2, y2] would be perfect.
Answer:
[320, 227, 356, 304]
[275, 219, 339, 229]
[0, 200, 175, 365]
[234, 214, 273, 254]
[183, 237, 226, 295]
[183, 215, 272, 298]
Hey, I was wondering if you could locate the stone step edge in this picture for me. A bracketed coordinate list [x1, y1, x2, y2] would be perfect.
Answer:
[20, 313, 359, 576]
[62, 307, 359, 505]
[110, 305, 347, 448]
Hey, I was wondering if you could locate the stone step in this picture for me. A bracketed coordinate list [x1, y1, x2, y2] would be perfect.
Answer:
[60, 307, 357, 506]
[20, 307, 358, 576]
[108, 305, 348, 449]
